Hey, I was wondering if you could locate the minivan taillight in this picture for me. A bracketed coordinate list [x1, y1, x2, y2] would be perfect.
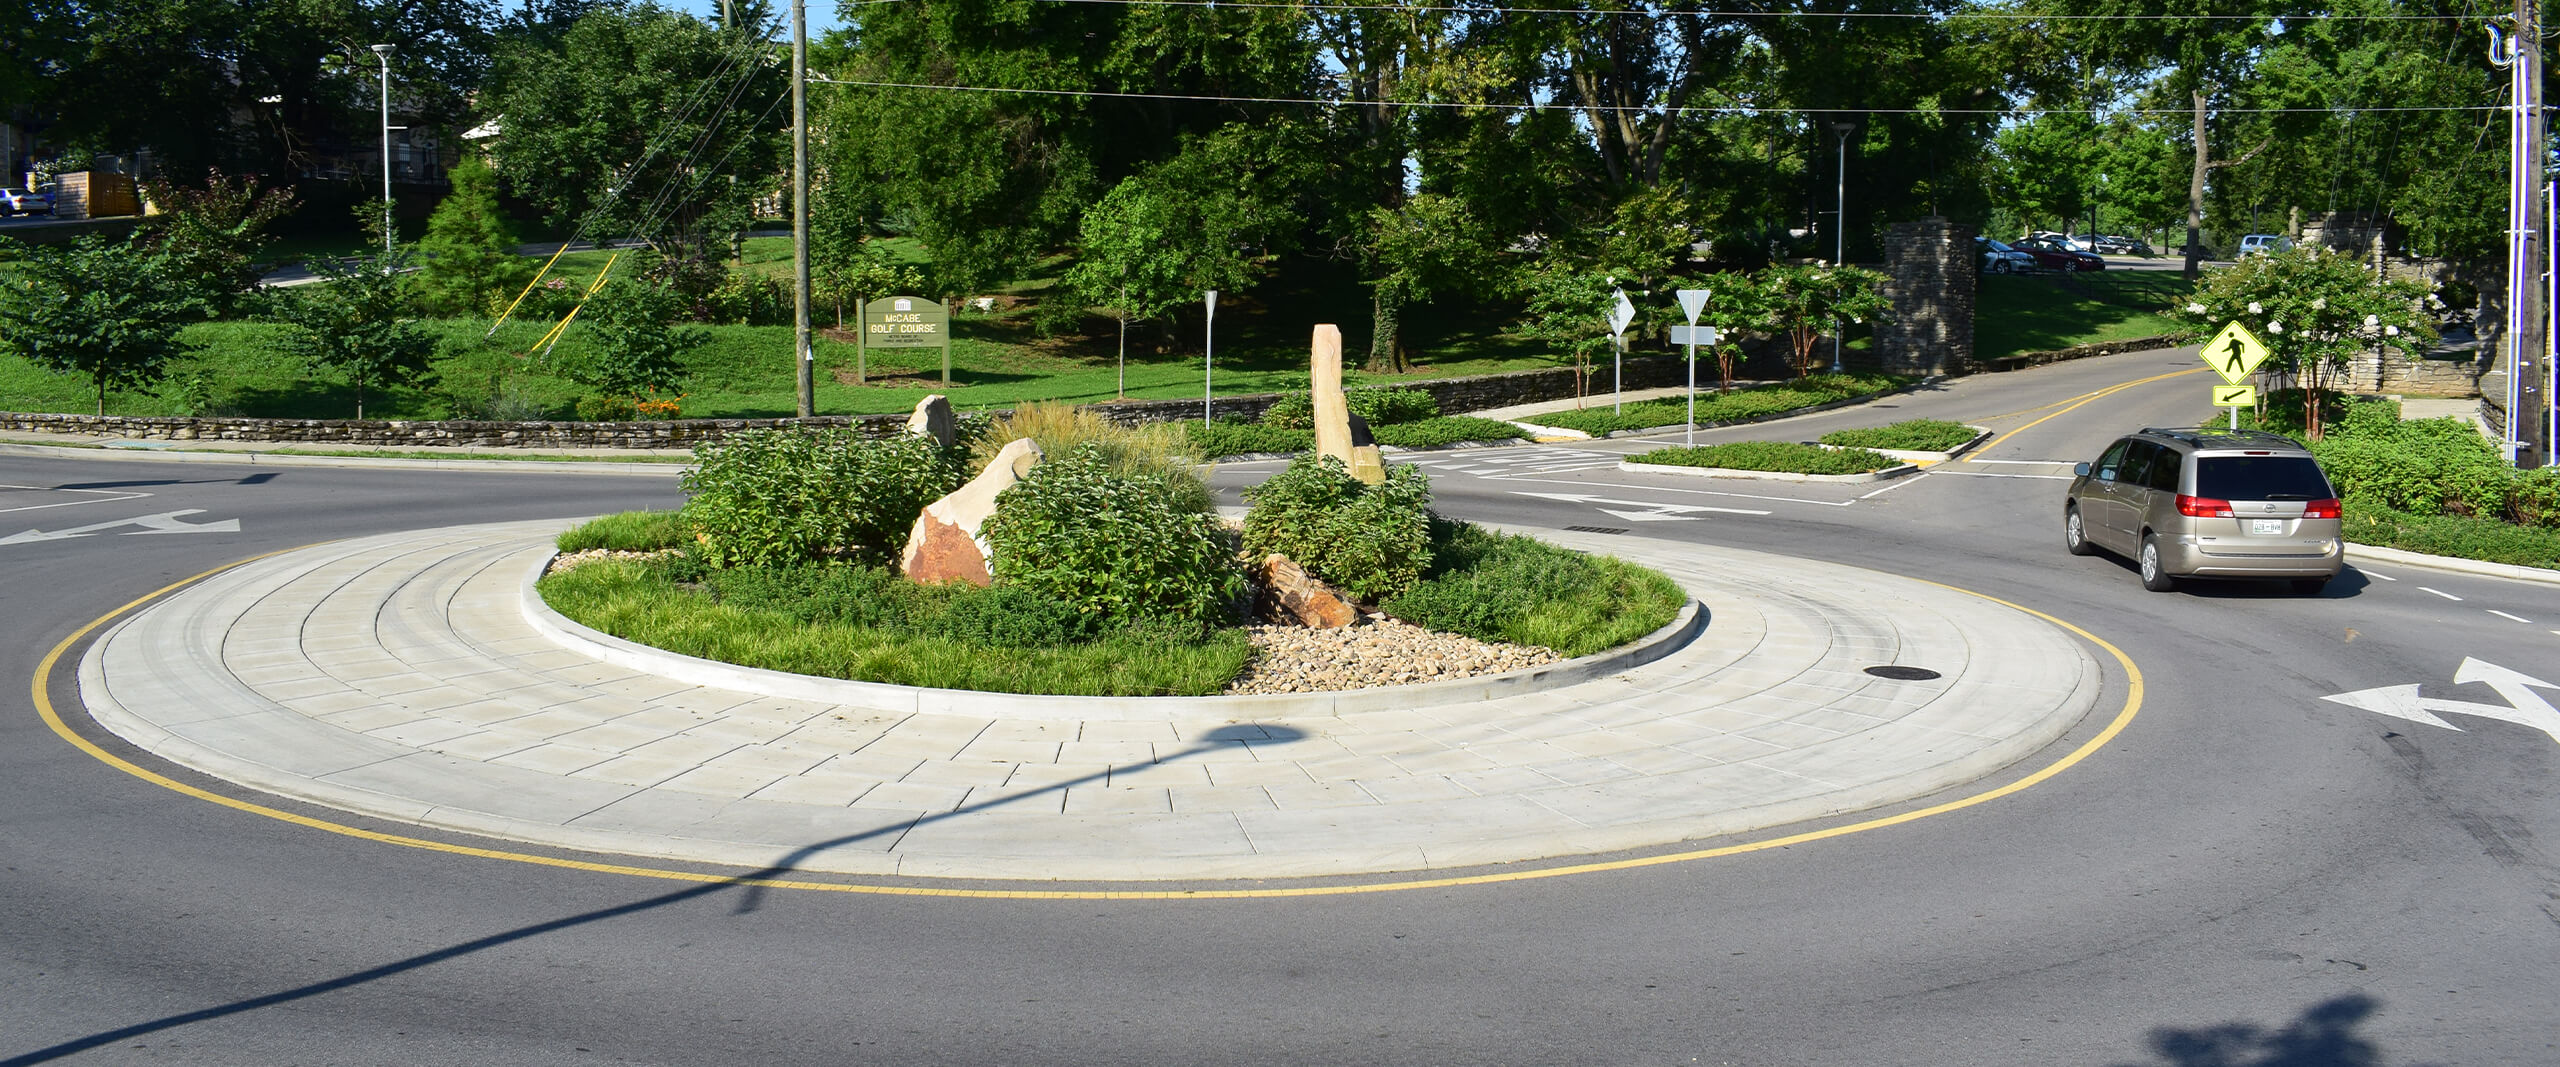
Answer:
[2176, 494, 2235, 518]
[2302, 498, 2342, 519]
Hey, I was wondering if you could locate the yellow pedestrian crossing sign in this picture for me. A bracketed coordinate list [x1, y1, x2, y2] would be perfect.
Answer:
[2211, 384, 2258, 408]
[2201, 321, 2272, 384]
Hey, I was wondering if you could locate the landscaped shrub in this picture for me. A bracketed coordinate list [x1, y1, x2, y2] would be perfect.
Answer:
[1629, 440, 1901, 475]
[980, 444, 1243, 629]
[1241, 453, 1434, 603]
[1819, 418, 1979, 453]
[2341, 496, 2560, 570]
[1529, 373, 1907, 436]
[913, 583, 1111, 646]
[1260, 386, 1440, 429]
[1369, 416, 1531, 449]
[1383, 519, 1686, 656]
[557, 510, 688, 552]
[707, 561, 924, 628]
[1185, 418, 1313, 458]
[679, 428, 969, 568]
[973, 401, 1206, 512]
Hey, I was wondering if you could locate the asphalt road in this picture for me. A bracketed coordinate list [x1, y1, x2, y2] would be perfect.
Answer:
[7, 351, 2557, 1065]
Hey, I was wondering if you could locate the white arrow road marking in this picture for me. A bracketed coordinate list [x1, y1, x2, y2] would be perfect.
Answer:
[0, 509, 241, 545]
[0, 485, 153, 515]
[1511, 491, 1771, 519]
[2324, 658, 2560, 744]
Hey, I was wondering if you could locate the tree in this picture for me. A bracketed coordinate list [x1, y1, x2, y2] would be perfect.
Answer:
[1757, 261, 1891, 379]
[135, 168, 300, 316]
[1360, 193, 1501, 373]
[572, 275, 701, 398]
[1694, 270, 1774, 394]
[2168, 246, 2435, 440]
[1514, 260, 1617, 403]
[270, 216, 436, 419]
[415, 155, 534, 316]
[480, 3, 785, 258]
[0, 236, 195, 415]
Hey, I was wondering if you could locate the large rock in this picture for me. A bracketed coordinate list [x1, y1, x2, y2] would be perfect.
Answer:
[1307, 325, 1387, 484]
[907, 394, 956, 447]
[1257, 553, 1360, 629]
[901, 438, 1041, 586]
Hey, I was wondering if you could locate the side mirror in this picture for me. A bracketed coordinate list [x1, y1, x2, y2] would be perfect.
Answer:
[2073, 462, 2091, 477]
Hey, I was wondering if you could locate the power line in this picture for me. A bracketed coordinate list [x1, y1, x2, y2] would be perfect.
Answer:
[808, 73, 2503, 116]
[1015, 0, 2482, 21]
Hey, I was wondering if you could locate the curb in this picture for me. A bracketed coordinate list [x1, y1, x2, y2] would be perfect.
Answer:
[1614, 458, 1919, 484]
[0, 440, 689, 475]
[2345, 542, 2560, 587]
[520, 549, 1709, 721]
[1507, 378, 1942, 441]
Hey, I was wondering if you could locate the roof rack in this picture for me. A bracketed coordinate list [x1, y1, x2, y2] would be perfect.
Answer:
[2136, 427, 2304, 448]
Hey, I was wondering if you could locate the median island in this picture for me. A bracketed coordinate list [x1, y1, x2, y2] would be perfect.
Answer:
[540, 339, 1687, 697]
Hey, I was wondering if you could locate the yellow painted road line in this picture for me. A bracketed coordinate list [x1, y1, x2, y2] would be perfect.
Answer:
[1966, 367, 2207, 462]
[34, 555, 2144, 901]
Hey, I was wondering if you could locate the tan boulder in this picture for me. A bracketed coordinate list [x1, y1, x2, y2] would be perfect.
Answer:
[907, 394, 957, 447]
[1257, 553, 1360, 629]
[901, 437, 1042, 585]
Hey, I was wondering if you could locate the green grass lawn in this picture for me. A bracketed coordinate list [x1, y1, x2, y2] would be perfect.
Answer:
[1975, 269, 2192, 360]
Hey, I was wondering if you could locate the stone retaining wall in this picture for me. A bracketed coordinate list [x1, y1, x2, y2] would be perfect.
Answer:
[4, 358, 1699, 450]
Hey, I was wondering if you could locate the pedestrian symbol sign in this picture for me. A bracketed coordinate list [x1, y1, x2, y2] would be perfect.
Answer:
[2201, 321, 2271, 384]
[2211, 384, 2257, 408]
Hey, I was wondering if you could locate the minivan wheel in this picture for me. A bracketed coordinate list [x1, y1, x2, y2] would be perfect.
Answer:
[2065, 505, 2094, 556]
[2138, 533, 2178, 592]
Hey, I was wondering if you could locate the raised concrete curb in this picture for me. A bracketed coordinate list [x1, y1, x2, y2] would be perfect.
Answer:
[1614, 459, 1921, 484]
[79, 520, 2105, 882]
[2346, 542, 2560, 587]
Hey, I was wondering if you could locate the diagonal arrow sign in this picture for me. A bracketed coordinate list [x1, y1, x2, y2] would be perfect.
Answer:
[2323, 658, 2560, 744]
[0, 509, 241, 546]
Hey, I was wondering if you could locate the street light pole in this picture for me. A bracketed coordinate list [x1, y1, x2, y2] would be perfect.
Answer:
[371, 43, 396, 261]
[1830, 120, 1855, 374]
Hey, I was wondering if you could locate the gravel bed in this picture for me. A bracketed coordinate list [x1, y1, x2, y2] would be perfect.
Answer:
[1225, 616, 1559, 695]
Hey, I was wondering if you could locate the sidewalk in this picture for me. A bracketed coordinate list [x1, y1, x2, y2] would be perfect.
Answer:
[79, 519, 2102, 882]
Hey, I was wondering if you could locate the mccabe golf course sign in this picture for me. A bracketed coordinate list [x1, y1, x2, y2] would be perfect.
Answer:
[865, 296, 953, 385]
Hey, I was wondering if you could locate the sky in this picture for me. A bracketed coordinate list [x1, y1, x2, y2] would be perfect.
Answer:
[665, 0, 848, 36]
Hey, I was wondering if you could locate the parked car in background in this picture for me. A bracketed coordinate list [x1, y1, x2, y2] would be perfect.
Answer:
[1976, 236, 2039, 274]
[2063, 427, 2344, 594]
[2012, 235, 2107, 272]
[2064, 234, 2103, 252]
[0, 187, 54, 216]
[2091, 234, 2153, 255]
[2238, 234, 2292, 256]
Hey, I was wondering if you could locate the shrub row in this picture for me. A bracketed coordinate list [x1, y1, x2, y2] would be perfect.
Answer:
[1526, 373, 1909, 436]
[1382, 520, 1686, 657]
[1819, 418, 1979, 453]
[2302, 400, 2560, 529]
[1628, 440, 1902, 475]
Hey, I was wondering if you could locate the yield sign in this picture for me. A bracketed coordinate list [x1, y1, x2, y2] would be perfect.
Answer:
[2201, 320, 2272, 384]
[1608, 289, 1636, 339]
[1676, 288, 1710, 325]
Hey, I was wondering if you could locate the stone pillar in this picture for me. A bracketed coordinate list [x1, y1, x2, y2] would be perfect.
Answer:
[1309, 324, 1385, 483]
[1875, 217, 1975, 377]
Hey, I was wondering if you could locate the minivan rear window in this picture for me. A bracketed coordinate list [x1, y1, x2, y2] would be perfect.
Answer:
[2196, 455, 2334, 500]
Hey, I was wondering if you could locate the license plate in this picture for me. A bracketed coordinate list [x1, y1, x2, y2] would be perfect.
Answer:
[2250, 518, 2286, 535]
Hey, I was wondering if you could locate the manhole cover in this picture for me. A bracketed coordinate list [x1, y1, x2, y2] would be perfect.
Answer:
[1864, 665, 1942, 681]
[1563, 526, 1629, 535]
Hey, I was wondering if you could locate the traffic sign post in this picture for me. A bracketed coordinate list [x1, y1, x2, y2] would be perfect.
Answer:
[2199, 320, 2272, 429]
[1203, 290, 1217, 427]
[1674, 288, 1712, 447]
[1608, 289, 1636, 415]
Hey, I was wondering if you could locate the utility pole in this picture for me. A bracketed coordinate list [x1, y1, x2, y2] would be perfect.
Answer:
[2496, 2, 2549, 468]
[791, 0, 814, 418]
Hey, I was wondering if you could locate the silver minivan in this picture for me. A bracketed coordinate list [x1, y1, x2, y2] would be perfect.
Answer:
[2064, 428, 2345, 593]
